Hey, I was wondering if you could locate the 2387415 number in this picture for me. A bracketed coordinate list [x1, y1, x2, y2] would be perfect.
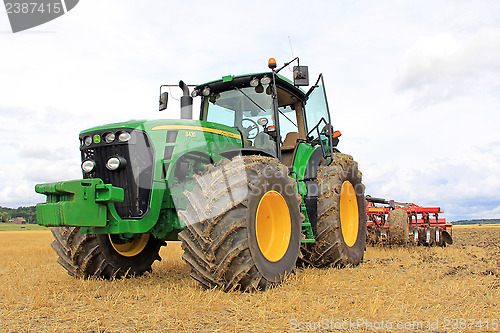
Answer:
[5, 2, 62, 14]
[442, 318, 499, 330]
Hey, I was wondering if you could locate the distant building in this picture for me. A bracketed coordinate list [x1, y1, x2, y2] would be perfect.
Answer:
[10, 217, 27, 224]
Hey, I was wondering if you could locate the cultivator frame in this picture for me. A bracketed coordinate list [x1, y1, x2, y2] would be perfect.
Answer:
[366, 195, 453, 246]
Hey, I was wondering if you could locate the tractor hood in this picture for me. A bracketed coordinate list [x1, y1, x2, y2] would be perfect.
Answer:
[79, 118, 243, 189]
[70, 118, 242, 231]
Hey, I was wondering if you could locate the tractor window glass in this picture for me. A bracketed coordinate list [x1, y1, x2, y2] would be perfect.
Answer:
[304, 80, 330, 141]
[204, 87, 277, 154]
[204, 102, 234, 128]
[278, 105, 298, 142]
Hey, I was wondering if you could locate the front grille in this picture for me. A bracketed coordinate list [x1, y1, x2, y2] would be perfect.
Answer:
[80, 129, 154, 219]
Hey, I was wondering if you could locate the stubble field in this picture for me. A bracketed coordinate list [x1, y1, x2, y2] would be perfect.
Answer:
[1, 226, 499, 332]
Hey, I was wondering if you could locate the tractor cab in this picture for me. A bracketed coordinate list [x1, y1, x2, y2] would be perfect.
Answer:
[195, 73, 305, 159]
[191, 60, 339, 165]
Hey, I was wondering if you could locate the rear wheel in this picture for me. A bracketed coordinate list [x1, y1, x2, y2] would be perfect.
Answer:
[179, 155, 302, 291]
[301, 153, 367, 267]
[388, 209, 409, 245]
[51, 227, 163, 279]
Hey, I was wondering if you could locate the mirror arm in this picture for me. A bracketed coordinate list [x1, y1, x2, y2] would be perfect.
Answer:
[275, 57, 299, 74]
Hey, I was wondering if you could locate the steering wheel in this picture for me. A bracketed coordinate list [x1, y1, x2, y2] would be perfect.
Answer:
[241, 118, 260, 139]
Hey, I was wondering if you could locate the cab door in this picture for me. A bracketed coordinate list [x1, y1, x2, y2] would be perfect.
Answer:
[304, 74, 334, 159]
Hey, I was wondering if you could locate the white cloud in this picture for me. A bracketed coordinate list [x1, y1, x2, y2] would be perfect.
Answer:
[0, 1, 499, 221]
[395, 29, 500, 106]
[361, 138, 500, 221]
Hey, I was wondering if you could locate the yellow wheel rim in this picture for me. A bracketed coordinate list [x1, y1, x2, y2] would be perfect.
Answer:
[109, 234, 149, 257]
[255, 190, 291, 262]
[340, 181, 359, 247]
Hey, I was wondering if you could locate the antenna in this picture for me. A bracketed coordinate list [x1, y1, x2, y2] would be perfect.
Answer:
[288, 36, 295, 58]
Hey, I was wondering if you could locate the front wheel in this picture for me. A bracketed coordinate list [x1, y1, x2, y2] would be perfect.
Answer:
[301, 153, 367, 268]
[179, 155, 302, 291]
[51, 227, 163, 279]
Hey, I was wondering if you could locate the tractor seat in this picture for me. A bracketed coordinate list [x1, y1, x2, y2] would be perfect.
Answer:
[281, 132, 299, 151]
[281, 132, 299, 167]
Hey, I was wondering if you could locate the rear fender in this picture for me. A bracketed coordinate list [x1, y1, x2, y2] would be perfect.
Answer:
[291, 143, 323, 236]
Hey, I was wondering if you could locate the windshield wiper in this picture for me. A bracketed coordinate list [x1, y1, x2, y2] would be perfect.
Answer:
[234, 87, 267, 114]
[278, 108, 297, 127]
[235, 87, 297, 127]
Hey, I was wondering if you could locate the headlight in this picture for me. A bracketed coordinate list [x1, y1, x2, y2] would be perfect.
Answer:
[250, 77, 259, 87]
[106, 156, 127, 171]
[82, 160, 95, 173]
[104, 132, 115, 143]
[118, 132, 132, 142]
[202, 86, 211, 96]
[84, 136, 92, 146]
[260, 76, 271, 85]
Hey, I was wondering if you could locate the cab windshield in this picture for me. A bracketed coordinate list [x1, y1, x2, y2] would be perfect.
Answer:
[203, 87, 277, 155]
[304, 74, 330, 141]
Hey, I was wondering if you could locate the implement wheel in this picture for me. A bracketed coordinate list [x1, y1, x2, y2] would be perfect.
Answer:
[388, 209, 409, 245]
[178, 155, 302, 291]
[51, 227, 163, 278]
[301, 153, 367, 267]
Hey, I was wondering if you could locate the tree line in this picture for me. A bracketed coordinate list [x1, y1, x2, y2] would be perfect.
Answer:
[452, 218, 500, 225]
[0, 206, 37, 224]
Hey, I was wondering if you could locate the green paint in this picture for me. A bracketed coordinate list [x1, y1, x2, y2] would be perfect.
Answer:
[35, 179, 123, 227]
[301, 202, 315, 243]
[292, 143, 318, 181]
[36, 71, 323, 245]
[289, 142, 319, 243]
[37, 118, 243, 235]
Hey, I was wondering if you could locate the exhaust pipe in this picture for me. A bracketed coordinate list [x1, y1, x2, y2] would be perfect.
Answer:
[179, 80, 193, 119]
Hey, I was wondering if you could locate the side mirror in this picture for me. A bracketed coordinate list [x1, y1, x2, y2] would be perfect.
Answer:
[293, 66, 309, 86]
[159, 92, 168, 111]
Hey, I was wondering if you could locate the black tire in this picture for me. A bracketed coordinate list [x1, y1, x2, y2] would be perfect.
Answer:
[51, 227, 163, 279]
[178, 155, 302, 292]
[388, 209, 409, 245]
[301, 153, 367, 268]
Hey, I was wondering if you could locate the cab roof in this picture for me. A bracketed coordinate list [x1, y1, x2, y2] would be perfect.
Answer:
[195, 72, 307, 102]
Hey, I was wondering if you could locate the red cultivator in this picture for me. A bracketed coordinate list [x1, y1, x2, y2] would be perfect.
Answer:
[366, 195, 453, 246]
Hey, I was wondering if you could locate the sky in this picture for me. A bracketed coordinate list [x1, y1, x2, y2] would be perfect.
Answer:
[1, 1, 499, 221]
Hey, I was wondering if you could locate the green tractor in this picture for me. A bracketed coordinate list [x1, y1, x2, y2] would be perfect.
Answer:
[35, 58, 367, 291]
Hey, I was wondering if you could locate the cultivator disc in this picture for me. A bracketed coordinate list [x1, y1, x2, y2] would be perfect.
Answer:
[365, 195, 453, 247]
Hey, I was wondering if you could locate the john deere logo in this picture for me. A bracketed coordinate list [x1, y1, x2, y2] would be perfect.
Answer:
[4, 0, 79, 33]
[93, 134, 101, 144]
